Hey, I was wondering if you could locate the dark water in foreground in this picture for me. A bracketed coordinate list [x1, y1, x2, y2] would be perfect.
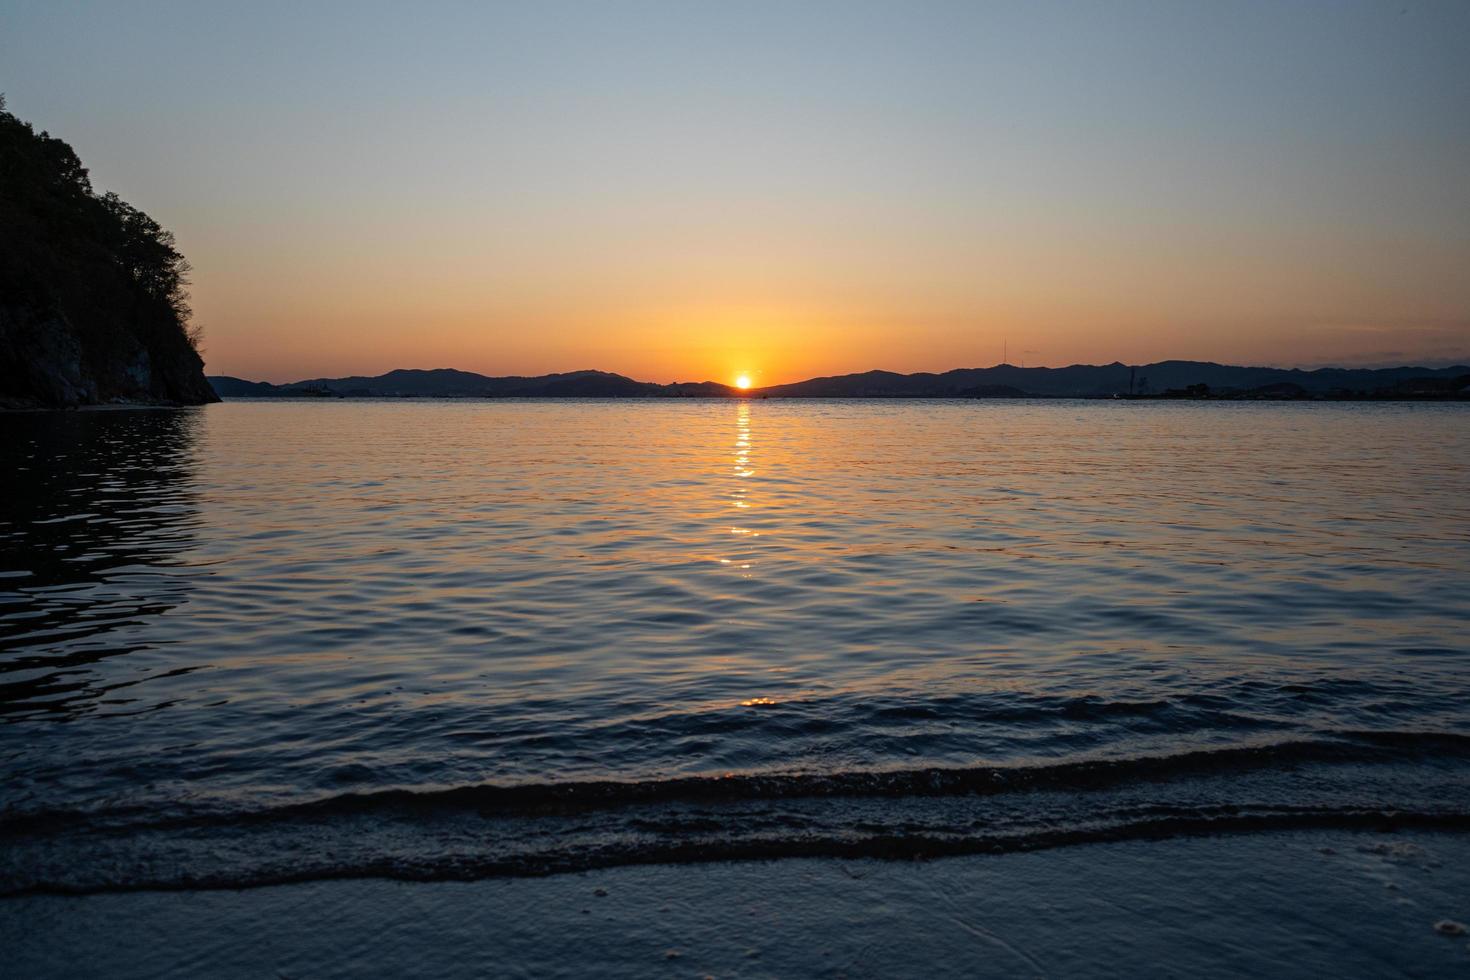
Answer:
[2, 400, 1468, 893]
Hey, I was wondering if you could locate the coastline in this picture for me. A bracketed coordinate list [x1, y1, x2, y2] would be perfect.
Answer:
[0, 402, 203, 412]
[6, 830, 1468, 978]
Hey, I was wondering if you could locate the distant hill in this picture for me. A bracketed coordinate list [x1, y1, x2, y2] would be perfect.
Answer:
[0, 99, 218, 408]
[209, 376, 282, 397]
[210, 368, 740, 399]
[211, 361, 1470, 401]
[760, 361, 1470, 398]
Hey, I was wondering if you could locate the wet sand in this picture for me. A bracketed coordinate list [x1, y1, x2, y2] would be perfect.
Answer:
[5, 830, 1468, 978]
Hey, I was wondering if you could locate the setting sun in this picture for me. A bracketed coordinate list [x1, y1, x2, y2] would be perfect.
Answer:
[734, 374, 752, 390]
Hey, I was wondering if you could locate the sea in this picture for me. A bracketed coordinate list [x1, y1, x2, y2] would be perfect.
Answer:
[2, 399, 1468, 894]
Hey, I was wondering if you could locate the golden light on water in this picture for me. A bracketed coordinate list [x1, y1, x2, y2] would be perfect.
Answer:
[734, 374, 752, 390]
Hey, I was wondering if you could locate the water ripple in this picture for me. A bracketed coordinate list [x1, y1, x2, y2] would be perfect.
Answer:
[2, 401, 1468, 887]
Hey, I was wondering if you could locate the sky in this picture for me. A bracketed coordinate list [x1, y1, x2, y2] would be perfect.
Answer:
[3, 0, 1468, 385]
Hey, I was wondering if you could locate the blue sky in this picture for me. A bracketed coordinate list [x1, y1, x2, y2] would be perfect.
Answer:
[4, 1, 1467, 381]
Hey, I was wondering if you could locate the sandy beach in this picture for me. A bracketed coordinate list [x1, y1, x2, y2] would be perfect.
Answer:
[6, 829, 1468, 978]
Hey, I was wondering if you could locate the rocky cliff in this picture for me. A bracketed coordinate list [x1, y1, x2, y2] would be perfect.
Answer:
[0, 99, 218, 408]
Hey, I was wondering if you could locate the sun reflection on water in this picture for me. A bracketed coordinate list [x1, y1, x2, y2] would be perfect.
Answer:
[721, 402, 759, 581]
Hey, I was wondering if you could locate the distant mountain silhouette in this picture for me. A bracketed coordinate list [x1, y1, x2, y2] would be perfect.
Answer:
[211, 361, 1470, 401]
[758, 361, 1470, 398]
[208, 376, 281, 397]
[210, 368, 739, 399]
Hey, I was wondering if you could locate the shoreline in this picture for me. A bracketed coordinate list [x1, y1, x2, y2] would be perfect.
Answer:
[6, 829, 1468, 978]
[0, 403, 203, 413]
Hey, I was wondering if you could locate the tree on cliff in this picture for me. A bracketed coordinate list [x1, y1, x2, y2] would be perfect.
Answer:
[0, 95, 218, 406]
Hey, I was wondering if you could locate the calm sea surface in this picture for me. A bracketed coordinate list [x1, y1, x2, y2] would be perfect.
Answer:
[3, 400, 1469, 891]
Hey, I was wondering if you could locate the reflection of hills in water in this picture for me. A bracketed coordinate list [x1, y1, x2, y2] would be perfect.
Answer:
[0, 410, 203, 718]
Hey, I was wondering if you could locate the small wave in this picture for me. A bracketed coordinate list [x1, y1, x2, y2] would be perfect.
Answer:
[5, 729, 1468, 835]
[7, 730, 1469, 897]
[293, 729, 1470, 815]
[5, 805, 1468, 897]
